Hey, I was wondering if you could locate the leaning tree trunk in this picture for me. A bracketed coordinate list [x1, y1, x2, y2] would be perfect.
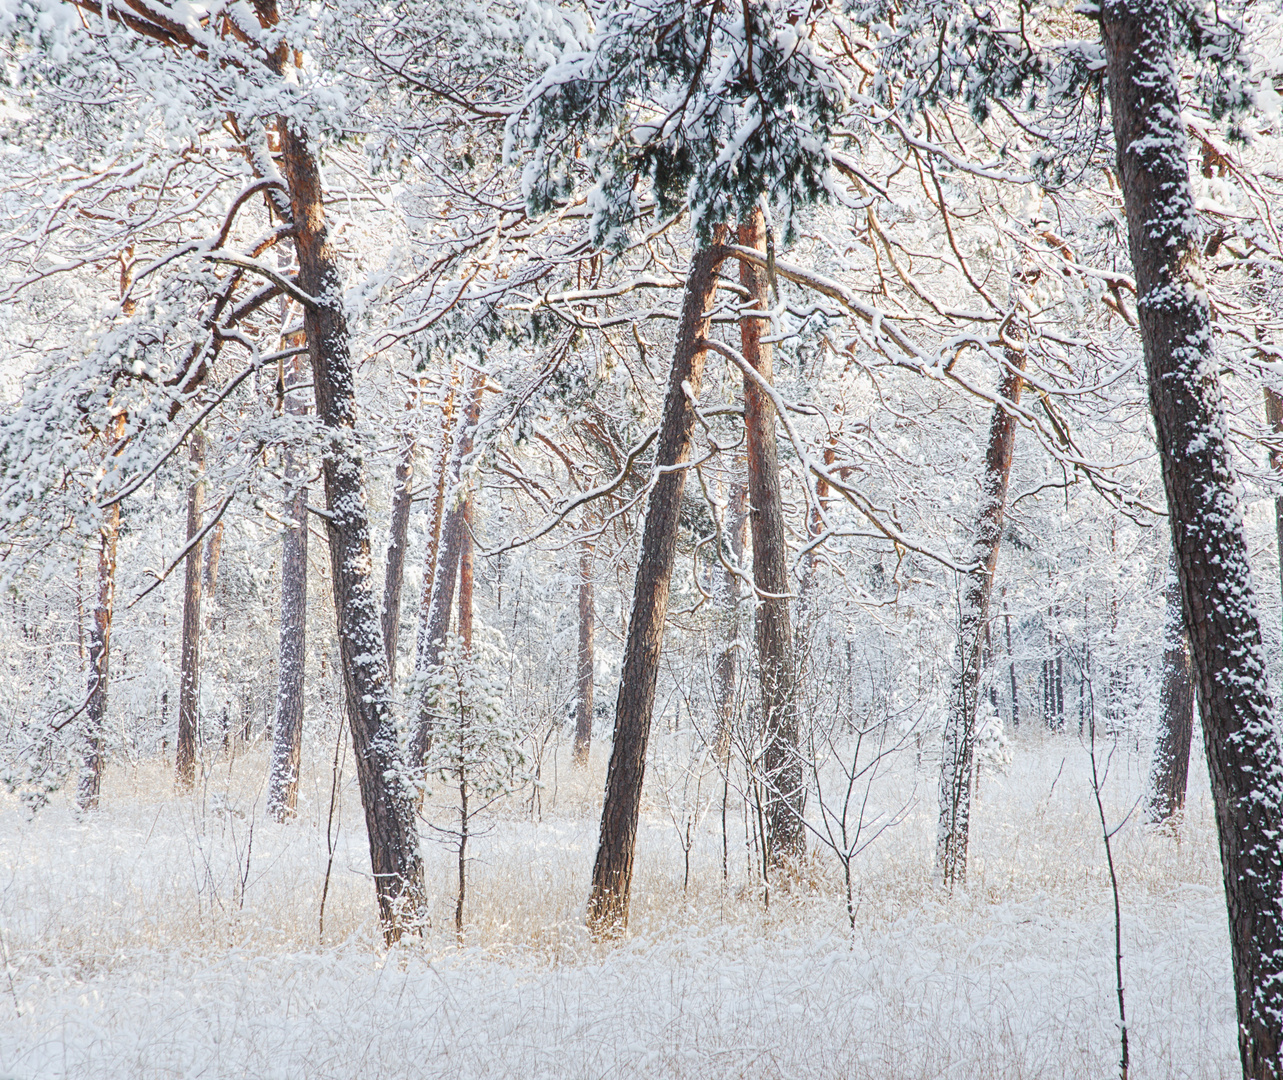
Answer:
[573, 538, 595, 767]
[381, 431, 416, 685]
[77, 416, 124, 811]
[279, 118, 424, 941]
[268, 352, 309, 822]
[936, 346, 1026, 888]
[1102, 3, 1283, 1072]
[175, 428, 206, 790]
[1148, 545, 1194, 825]
[738, 211, 804, 867]
[713, 479, 748, 763]
[587, 234, 727, 935]
[410, 370, 483, 766]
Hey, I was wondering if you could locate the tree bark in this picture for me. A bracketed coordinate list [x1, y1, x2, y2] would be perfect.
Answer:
[381, 432, 416, 685]
[202, 520, 224, 619]
[936, 346, 1025, 887]
[457, 496, 475, 654]
[587, 234, 727, 934]
[1264, 388, 1283, 627]
[713, 480, 748, 764]
[738, 211, 804, 867]
[1148, 545, 1194, 825]
[279, 118, 424, 941]
[77, 416, 124, 811]
[573, 539, 595, 767]
[175, 428, 205, 789]
[1102, 4, 1283, 1072]
[268, 352, 309, 822]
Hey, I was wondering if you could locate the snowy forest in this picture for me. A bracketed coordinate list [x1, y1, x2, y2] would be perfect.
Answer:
[1, 0, 1282, 1075]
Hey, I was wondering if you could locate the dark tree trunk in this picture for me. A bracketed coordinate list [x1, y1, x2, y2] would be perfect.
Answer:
[175, 429, 205, 789]
[410, 371, 483, 766]
[77, 420, 123, 811]
[279, 118, 424, 941]
[738, 211, 804, 867]
[457, 496, 475, 653]
[1003, 591, 1019, 728]
[268, 353, 309, 822]
[1148, 546, 1194, 825]
[713, 480, 748, 763]
[1102, 4, 1283, 1072]
[936, 347, 1025, 887]
[381, 433, 416, 685]
[1264, 388, 1283, 626]
[587, 235, 727, 934]
[573, 540, 595, 767]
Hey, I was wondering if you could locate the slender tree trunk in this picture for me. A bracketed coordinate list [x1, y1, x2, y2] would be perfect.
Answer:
[573, 539, 595, 767]
[1264, 388, 1283, 627]
[1148, 545, 1194, 825]
[279, 116, 424, 941]
[738, 211, 804, 867]
[587, 235, 727, 934]
[457, 496, 475, 654]
[382, 432, 416, 685]
[1004, 590, 1019, 728]
[175, 429, 205, 789]
[77, 418, 124, 811]
[268, 353, 309, 822]
[410, 370, 483, 766]
[713, 480, 748, 764]
[1102, 4, 1283, 1072]
[936, 346, 1025, 887]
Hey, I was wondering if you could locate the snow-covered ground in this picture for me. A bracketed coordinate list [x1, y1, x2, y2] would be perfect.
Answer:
[0, 733, 1236, 1079]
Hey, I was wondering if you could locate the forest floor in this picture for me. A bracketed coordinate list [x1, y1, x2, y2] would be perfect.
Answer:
[0, 728, 1235, 1079]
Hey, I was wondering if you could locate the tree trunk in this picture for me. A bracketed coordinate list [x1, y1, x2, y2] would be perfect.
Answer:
[410, 370, 483, 766]
[381, 432, 416, 685]
[457, 496, 475, 654]
[175, 428, 205, 790]
[1264, 388, 1283, 626]
[738, 211, 804, 867]
[587, 234, 727, 934]
[77, 418, 124, 811]
[268, 352, 309, 822]
[203, 521, 224, 619]
[279, 118, 424, 941]
[1148, 545, 1194, 825]
[573, 540, 595, 767]
[713, 480, 748, 763]
[936, 346, 1025, 887]
[1102, 4, 1283, 1072]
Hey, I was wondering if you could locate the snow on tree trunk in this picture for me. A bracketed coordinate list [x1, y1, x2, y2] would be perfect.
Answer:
[573, 539, 595, 768]
[381, 432, 416, 685]
[457, 496, 475, 654]
[713, 479, 748, 764]
[279, 119, 425, 941]
[1148, 545, 1194, 826]
[1101, 1, 1283, 1070]
[268, 353, 309, 822]
[936, 346, 1025, 888]
[1264, 388, 1283, 629]
[587, 234, 727, 935]
[175, 428, 205, 790]
[738, 210, 804, 867]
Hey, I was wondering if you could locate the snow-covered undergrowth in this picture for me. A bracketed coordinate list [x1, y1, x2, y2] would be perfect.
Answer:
[0, 733, 1234, 1078]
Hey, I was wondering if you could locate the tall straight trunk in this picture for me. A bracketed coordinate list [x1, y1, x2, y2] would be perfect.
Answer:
[268, 353, 309, 822]
[1003, 590, 1019, 728]
[457, 496, 475, 653]
[279, 117, 424, 941]
[587, 235, 727, 934]
[77, 417, 124, 811]
[1102, 4, 1283, 1071]
[713, 480, 748, 763]
[1148, 545, 1194, 824]
[410, 370, 483, 766]
[381, 432, 416, 685]
[936, 347, 1025, 887]
[738, 211, 803, 866]
[203, 521, 224, 621]
[175, 429, 206, 789]
[1264, 388, 1283, 626]
[573, 539, 595, 767]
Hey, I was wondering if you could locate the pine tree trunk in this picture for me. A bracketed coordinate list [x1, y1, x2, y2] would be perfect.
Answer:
[1148, 545, 1194, 825]
[936, 347, 1025, 887]
[713, 481, 748, 763]
[381, 433, 416, 684]
[738, 211, 804, 867]
[587, 235, 727, 934]
[1264, 388, 1283, 626]
[573, 540, 595, 767]
[457, 496, 475, 654]
[268, 353, 309, 822]
[203, 521, 224, 618]
[279, 119, 424, 941]
[1101, 4, 1283, 1071]
[175, 429, 205, 789]
[77, 418, 123, 812]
